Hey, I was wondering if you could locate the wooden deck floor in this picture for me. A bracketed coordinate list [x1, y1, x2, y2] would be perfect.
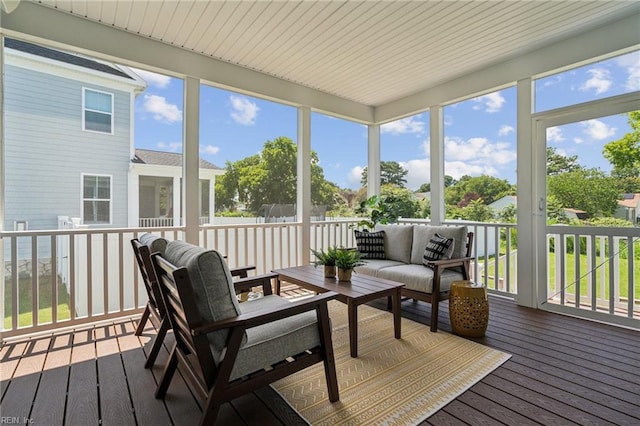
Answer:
[2, 293, 639, 425]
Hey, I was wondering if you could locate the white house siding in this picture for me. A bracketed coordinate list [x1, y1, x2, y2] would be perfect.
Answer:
[3, 64, 132, 232]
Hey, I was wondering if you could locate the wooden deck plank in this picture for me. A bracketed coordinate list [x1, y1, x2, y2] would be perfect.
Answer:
[434, 400, 500, 425]
[424, 407, 468, 425]
[65, 330, 99, 425]
[118, 319, 173, 425]
[95, 324, 137, 426]
[0, 336, 51, 421]
[455, 389, 540, 426]
[231, 392, 282, 426]
[0, 341, 28, 399]
[30, 332, 73, 424]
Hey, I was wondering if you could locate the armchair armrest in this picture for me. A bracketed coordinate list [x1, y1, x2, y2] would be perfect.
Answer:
[233, 272, 278, 295]
[230, 265, 257, 278]
[424, 256, 474, 269]
[192, 291, 338, 336]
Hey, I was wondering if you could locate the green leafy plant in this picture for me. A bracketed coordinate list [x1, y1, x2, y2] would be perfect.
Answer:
[333, 248, 365, 270]
[311, 247, 338, 266]
[355, 195, 400, 230]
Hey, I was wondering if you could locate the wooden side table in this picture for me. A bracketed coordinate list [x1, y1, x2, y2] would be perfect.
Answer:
[449, 280, 489, 337]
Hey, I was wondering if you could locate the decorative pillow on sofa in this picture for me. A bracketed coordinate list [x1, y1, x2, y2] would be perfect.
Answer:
[354, 230, 386, 259]
[423, 233, 455, 267]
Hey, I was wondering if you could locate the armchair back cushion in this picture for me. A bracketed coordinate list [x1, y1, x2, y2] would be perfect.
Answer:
[411, 225, 468, 265]
[163, 240, 242, 351]
[139, 232, 168, 256]
[375, 224, 413, 263]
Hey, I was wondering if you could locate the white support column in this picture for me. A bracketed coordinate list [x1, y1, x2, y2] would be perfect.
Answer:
[209, 178, 215, 224]
[516, 78, 536, 308]
[172, 176, 181, 225]
[429, 107, 445, 225]
[367, 124, 380, 198]
[0, 35, 5, 326]
[297, 107, 311, 265]
[183, 77, 200, 242]
[127, 171, 139, 227]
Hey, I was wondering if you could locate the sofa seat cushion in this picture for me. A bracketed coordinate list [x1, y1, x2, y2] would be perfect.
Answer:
[163, 240, 242, 351]
[376, 264, 464, 294]
[230, 295, 320, 380]
[355, 259, 406, 277]
[375, 224, 414, 263]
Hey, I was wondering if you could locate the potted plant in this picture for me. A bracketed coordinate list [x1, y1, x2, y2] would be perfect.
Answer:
[334, 248, 365, 282]
[311, 247, 338, 278]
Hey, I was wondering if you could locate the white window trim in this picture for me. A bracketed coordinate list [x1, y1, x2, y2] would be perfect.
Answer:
[82, 87, 114, 135]
[81, 173, 113, 225]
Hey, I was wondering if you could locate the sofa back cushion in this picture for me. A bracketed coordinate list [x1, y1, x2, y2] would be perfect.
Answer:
[163, 240, 242, 351]
[411, 225, 468, 264]
[375, 224, 413, 264]
[139, 232, 168, 256]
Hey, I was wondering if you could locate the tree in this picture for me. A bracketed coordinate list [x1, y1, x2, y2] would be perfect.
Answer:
[547, 147, 581, 175]
[416, 176, 455, 193]
[603, 111, 640, 180]
[445, 175, 514, 206]
[360, 161, 408, 187]
[547, 168, 619, 217]
[417, 183, 431, 193]
[355, 185, 421, 229]
[214, 137, 339, 213]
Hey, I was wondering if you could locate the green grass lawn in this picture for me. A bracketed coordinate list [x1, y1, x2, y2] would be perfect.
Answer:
[4, 274, 71, 329]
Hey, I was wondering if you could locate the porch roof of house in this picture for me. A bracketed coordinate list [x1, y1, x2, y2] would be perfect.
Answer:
[1, 1, 638, 124]
[133, 148, 221, 170]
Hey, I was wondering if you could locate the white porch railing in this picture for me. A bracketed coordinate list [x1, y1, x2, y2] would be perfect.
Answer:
[2, 220, 637, 338]
[545, 225, 639, 326]
[138, 217, 211, 227]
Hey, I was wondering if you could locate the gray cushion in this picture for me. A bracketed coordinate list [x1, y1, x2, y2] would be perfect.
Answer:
[375, 224, 413, 263]
[163, 240, 241, 351]
[355, 259, 405, 277]
[377, 264, 464, 294]
[139, 233, 168, 256]
[229, 295, 320, 380]
[411, 225, 468, 264]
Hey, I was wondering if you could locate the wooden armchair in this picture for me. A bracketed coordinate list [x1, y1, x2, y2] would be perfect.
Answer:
[405, 231, 474, 332]
[132, 234, 261, 368]
[152, 240, 339, 425]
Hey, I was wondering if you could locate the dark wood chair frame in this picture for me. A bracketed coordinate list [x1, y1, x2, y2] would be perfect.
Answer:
[131, 238, 259, 368]
[152, 253, 339, 425]
[403, 231, 475, 332]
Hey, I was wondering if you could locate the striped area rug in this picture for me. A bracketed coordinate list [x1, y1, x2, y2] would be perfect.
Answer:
[272, 301, 510, 425]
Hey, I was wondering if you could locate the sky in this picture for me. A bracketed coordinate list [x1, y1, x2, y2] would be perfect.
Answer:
[132, 50, 639, 191]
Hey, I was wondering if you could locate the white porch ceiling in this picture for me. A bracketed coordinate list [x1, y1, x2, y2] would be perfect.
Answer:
[31, 0, 640, 109]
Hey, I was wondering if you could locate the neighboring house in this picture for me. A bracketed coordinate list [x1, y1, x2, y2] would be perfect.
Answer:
[3, 38, 223, 233]
[614, 193, 640, 224]
[3, 38, 146, 231]
[130, 149, 224, 227]
[488, 195, 588, 220]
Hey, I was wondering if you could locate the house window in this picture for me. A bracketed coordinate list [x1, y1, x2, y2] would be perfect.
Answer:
[82, 174, 111, 224]
[83, 88, 113, 133]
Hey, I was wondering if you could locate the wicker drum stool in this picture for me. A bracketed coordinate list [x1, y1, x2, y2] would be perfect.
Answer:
[449, 280, 489, 337]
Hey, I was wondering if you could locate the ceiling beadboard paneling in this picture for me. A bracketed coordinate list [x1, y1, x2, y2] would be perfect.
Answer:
[38, 0, 640, 106]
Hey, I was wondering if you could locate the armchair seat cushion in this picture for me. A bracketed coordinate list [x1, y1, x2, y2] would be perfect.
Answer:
[230, 295, 320, 380]
[355, 259, 405, 276]
[376, 264, 464, 294]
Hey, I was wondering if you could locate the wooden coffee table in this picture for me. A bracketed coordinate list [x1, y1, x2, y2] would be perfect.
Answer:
[273, 265, 404, 357]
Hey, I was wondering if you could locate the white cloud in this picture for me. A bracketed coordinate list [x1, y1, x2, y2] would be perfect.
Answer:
[546, 126, 564, 143]
[230, 95, 259, 125]
[143, 94, 182, 123]
[347, 166, 364, 187]
[445, 161, 497, 180]
[132, 68, 171, 88]
[399, 159, 431, 191]
[472, 92, 505, 113]
[201, 144, 220, 155]
[498, 125, 514, 136]
[580, 68, 612, 94]
[381, 116, 425, 135]
[615, 51, 640, 91]
[444, 137, 516, 165]
[157, 142, 182, 152]
[573, 137, 584, 144]
[444, 115, 453, 126]
[581, 119, 616, 140]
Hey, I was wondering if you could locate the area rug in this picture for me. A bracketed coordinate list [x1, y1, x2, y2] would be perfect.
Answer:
[272, 301, 510, 425]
